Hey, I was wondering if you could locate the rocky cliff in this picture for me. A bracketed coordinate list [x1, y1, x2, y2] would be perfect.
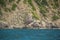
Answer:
[0, 0, 60, 29]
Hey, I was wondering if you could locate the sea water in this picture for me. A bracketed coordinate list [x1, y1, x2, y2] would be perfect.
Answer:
[0, 29, 60, 40]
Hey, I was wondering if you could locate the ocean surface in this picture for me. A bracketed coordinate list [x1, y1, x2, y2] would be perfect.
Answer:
[0, 29, 60, 40]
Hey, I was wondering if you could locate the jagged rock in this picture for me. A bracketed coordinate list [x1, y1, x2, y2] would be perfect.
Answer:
[31, 22, 40, 28]
[0, 0, 60, 29]
[53, 19, 60, 28]
[0, 22, 9, 29]
[32, 22, 39, 27]
[46, 23, 58, 28]
[25, 14, 33, 25]
[41, 21, 46, 28]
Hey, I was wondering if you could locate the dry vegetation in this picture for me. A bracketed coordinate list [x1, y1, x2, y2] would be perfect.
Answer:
[0, 0, 60, 28]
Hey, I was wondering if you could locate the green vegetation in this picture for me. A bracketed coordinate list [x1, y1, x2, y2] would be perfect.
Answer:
[53, 0, 59, 9]
[58, 11, 60, 15]
[40, 0, 48, 6]
[0, 0, 60, 21]
[32, 12, 40, 20]
[34, 0, 48, 6]
[52, 11, 60, 21]
[23, 0, 27, 4]
[0, 0, 14, 7]
[4, 8, 11, 12]
[23, 0, 36, 10]
[12, 4, 17, 10]
[17, 0, 21, 3]
[0, 0, 17, 16]
[23, 0, 40, 19]
[28, 0, 36, 10]
[9, 0, 14, 2]
[52, 15, 59, 21]
[0, 0, 6, 7]
[39, 5, 48, 16]
[0, 10, 3, 16]
[34, 0, 48, 16]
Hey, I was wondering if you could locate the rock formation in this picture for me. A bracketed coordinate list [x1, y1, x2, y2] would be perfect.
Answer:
[0, 0, 60, 29]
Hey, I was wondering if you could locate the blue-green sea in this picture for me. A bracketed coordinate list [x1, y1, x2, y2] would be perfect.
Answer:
[0, 29, 60, 40]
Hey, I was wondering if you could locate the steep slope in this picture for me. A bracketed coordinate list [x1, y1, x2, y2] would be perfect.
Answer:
[0, 0, 60, 29]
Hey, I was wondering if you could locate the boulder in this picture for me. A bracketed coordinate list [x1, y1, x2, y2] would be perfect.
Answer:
[0, 22, 9, 29]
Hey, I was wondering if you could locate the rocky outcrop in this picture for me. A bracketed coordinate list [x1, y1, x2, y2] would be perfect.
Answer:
[0, 22, 9, 29]
[0, 0, 60, 29]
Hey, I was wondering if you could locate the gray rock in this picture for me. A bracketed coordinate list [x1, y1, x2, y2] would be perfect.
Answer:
[24, 14, 33, 24]
[0, 22, 9, 29]
[32, 22, 40, 27]
[46, 23, 58, 28]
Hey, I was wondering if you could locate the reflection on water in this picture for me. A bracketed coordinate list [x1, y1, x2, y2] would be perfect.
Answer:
[0, 29, 60, 40]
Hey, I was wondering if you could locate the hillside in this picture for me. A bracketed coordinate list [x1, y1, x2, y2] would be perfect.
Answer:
[0, 0, 60, 29]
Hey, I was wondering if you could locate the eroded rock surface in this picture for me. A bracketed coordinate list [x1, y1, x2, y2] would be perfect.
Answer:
[0, 0, 60, 29]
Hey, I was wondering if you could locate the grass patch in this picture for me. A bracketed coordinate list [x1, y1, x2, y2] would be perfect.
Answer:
[34, 0, 49, 17]
[17, 0, 20, 3]
[58, 11, 60, 15]
[4, 8, 11, 12]
[32, 12, 40, 20]
[9, 0, 14, 2]
[0, 0, 14, 7]
[0, 10, 3, 16]
[39, 5, 48, 16]
[34, 0, 48, 6]
[40, 5, 48, 16]
[28, 0, 36, 11]
[53, 0, 59, 9]
[41, 0, 48, 6]
[12, 4, 17, 10]
[0, 0, 6, 7]
[52, 15, 59, 21]
[23, 0, 28, 4]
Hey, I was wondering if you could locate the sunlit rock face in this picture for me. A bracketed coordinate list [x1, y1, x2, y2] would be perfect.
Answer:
[0, 22, 9, 29]
[0, 0, 60, 29]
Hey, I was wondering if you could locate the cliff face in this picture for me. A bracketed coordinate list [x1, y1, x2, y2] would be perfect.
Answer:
[0, 0, 60, 29]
